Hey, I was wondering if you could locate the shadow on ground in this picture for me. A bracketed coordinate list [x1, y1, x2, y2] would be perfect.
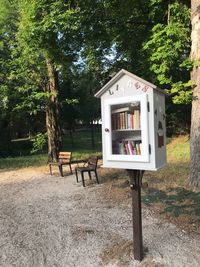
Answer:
[142, 187, 200, 224]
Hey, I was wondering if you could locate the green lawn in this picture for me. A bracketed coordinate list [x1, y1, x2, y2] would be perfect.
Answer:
[0, 130, 102, 170]
[0, 154, 48, 170]
[141, 136, 200, 232]
[0, 133, 190, 172]
[144, 135, 190, 185]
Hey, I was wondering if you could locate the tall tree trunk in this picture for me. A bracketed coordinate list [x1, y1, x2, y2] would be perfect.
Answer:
[189, 0, 200, 186]
[45, 57, 62, 162]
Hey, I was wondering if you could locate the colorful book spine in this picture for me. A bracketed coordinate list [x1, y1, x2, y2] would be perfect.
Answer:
[111, 110, 140, 130]
[112, 140, 142, 155]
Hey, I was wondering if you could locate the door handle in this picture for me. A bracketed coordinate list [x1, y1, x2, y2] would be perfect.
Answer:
[105, 128, 110, 132]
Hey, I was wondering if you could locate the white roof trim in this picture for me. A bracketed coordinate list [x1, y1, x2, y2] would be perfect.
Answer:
[94, 69, 164, 98]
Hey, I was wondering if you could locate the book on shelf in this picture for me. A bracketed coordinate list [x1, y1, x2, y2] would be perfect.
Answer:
[112, 140, 142, 155]
[111, 109, 140, 130]
[133, 110, 140, 129]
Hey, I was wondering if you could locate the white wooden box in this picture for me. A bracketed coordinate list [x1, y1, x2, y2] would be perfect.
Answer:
[95, 69, 166, 171]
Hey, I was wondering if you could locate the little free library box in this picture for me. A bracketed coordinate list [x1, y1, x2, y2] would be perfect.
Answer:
[95, 69, 167, 171]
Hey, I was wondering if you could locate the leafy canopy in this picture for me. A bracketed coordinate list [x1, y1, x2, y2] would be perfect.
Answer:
[143, 1, 191, 104]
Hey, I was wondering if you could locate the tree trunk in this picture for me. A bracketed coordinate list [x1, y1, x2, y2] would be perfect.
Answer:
[45, 57, 62, 162]
[189, 0, 200, 186]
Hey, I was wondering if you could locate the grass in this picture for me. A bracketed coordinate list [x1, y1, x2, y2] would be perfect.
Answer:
[0, 154, 48, 170]
[98, 135, 200, 235]
[1, 132, 200, 234]
[144, 135, 190, 186]
[142, 136, 200, 233]
[0, 130, 102, 170]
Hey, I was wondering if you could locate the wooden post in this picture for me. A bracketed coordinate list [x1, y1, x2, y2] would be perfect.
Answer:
[127, 169, 145, 261]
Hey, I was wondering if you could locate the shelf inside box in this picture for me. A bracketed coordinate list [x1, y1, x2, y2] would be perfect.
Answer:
[111, 102, 140, 114]
[118, 137, 142, 141]
[112, 129, 141, 132]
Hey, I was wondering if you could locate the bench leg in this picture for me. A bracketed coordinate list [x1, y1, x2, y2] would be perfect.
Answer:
[81, 171, 85, 187]
[75, 169, 78, 183]
[95, 170, 99, 184]
[88, 171, 92, 180]
[49, 164, 52, 175]
[59, 165, 64, 177]
[69, 164, 72, 174]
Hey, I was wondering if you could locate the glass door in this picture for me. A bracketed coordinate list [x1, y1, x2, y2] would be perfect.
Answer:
[104, 95, 149, 162]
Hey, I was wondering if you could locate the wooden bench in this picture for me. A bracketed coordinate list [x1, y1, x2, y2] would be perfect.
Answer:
[49, 152, 72, 177]
[75, 156, 99, 187]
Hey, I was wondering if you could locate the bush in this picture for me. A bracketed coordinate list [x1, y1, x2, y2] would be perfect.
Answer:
[31, 133, 48, 154]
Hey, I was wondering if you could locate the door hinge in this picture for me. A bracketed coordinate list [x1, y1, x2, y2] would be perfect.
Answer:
[147, 102, 150, 112]
[149, 144, 151, 154]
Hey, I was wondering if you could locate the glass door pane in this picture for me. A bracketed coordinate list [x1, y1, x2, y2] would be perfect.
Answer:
[104, 94, 149, 162]
[111, 101, 142, 155]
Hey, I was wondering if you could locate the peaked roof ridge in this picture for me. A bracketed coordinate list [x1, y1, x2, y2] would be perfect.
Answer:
[95, 69, 162, 98]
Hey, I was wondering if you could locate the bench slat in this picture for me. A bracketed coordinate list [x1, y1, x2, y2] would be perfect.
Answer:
[58, 152, 72, 160]
[49, 151, 72, 176]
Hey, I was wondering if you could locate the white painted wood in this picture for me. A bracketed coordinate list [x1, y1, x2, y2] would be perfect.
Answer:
[96, 69, 166, 171]
[153, 91, 167, 169]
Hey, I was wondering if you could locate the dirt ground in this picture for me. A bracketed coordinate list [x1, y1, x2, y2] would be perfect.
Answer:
[0, 166, 200, 267]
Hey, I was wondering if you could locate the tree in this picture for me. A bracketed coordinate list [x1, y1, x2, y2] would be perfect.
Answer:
[0, 0, 19, 155]
[189, 0, 200, 186]
[77, 0, 192, 139]
[0, 0, 195, 159]
[16, 0, 81, 161]
[75, 70, 102, 148]
[143, 1, 191, 135]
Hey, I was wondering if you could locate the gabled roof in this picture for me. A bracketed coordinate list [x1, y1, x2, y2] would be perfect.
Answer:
[95, 69, 164, 98]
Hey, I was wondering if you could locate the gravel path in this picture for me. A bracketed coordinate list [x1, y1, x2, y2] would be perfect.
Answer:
[0, 167, 200, 267]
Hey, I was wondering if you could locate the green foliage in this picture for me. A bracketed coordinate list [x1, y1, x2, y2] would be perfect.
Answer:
[74, 70, 102, 124]
[11, 0, 82, 121]
[170, 81, 193, 104]
[143, 1, 191, 104]
[31, 132, 48, 154]
[193, 60, 200, 67]
[0, 0, 194, 156]
[17, 0, 81, 63]
[0, 130, 102, 169]
[0, 0, 16, 24]
[63, 99, 79, 105]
